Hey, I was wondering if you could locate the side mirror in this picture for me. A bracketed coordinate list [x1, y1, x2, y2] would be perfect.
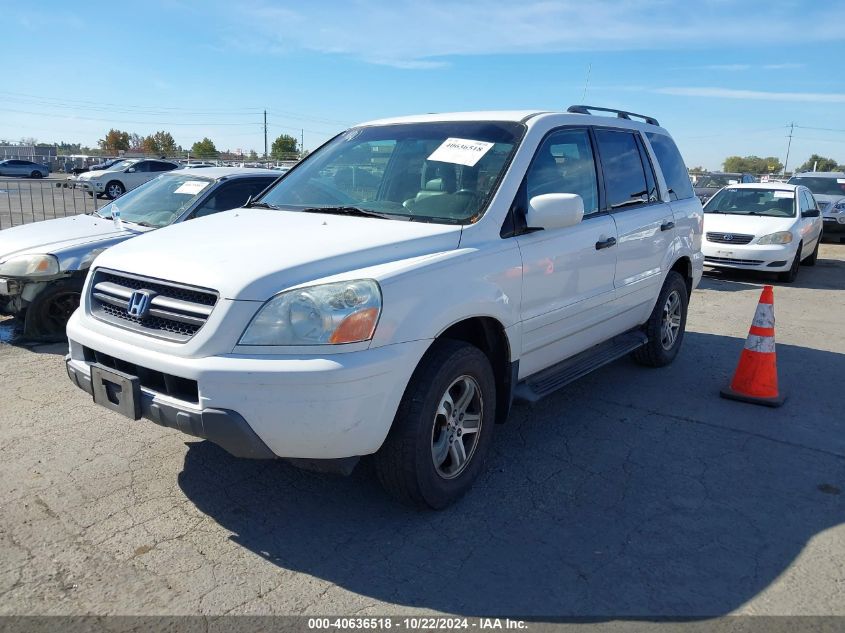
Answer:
[802, 209, 820, 218]
[127, 167, 136, 173]
[526, 193, 584, 231]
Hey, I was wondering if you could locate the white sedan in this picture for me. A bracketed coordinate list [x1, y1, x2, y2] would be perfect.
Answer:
[74, 158, 179, 199]
[702, 183, 823, 282]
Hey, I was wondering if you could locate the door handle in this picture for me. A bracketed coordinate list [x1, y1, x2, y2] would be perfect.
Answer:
[660, 221, 675, 231]
[595, 237, 617, 250]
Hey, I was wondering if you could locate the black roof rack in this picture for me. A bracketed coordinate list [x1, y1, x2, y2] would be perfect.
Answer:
[566, 105, 659, 127]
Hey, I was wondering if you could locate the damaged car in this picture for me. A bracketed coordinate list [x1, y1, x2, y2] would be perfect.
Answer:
[0, 168, 278, 339]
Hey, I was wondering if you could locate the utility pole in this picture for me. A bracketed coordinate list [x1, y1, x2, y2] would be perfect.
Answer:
[783, 122, 794, 176]
[301, 128, 304, 159]
[263, 110, 268, 159]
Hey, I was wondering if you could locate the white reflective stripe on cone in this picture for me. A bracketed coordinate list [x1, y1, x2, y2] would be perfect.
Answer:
[744, 334, 776, 353]
[752, 303, 775, 329]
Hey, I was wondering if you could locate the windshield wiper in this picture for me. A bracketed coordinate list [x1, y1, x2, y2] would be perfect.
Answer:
[121, 219, 157, 228]
[245, 200, 280, 210]
[300, 206, 392, 220]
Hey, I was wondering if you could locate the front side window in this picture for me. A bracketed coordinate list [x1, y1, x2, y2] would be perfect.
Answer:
[645, 132, 695, 201]
[594, 129, 650, 210]
[98, 174, 214, 227]
[704, 188, 796, 218]
[526, 128, 599, 215]
[258, 121, 525, 224]
[787, 176, 845, 196]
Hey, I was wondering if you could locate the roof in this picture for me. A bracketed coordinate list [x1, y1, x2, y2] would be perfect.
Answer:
[790, 171, 845, 178]
[724, 182, 798, 192]
[166, 167, 282, 180]
[356, 108, 668, 135]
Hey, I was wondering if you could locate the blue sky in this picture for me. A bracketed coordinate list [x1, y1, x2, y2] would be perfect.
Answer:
[3, 0, 845, 169]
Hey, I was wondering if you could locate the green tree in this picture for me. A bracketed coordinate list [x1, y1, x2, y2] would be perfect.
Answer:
[270, 134, 299, 159]
[796, 154, 841, 173]
[248, 149, 258, 160]
[191, 137, 218, 158]
[722, 155, 783, 174]
[151, 131, 178, 155]
[99, 129, 131, 152]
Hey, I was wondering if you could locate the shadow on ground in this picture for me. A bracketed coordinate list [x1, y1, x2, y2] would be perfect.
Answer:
[177, 331, 844, 617]
[0, 316, 67, 355]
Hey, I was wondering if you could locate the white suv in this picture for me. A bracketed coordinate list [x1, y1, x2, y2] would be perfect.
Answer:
[65, 106, 703, 508]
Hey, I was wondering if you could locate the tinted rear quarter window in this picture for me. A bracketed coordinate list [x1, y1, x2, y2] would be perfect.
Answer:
[645, 132, 695, 201]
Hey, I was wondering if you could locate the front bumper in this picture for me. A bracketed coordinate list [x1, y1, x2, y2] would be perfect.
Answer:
[822, 215, 845, 234]
[66, 310, 430, 460]
[66, 357, 275, 458]
[73, 180, 105, 193]
[702, 241, 797, 271]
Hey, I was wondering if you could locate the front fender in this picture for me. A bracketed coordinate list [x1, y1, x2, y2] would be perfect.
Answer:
[371, 241, 523, 359]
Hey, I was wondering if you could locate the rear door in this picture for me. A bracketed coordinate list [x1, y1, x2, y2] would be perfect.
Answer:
[594, 128, 675, 330]
[515, 127, 619, 377]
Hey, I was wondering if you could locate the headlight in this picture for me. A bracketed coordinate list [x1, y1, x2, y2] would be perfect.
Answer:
[0, 254, 60, 277]
[833, 200, 845, 211]
[757, 231, 793, 245]
[239, 279, 382, 346]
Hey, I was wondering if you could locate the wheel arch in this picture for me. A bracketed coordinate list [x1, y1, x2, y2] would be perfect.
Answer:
[670, 255, 693, 296]
[435, 316, 516, 425]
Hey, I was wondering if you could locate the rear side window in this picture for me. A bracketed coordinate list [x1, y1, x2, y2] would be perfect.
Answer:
[645, 132, 695, 201]
[594, 129, 649, 210]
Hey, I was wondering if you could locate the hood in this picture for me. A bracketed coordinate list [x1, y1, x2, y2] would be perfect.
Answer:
[702, 213, 797, 237]
[94, 209, 464, 300]
[0, 215, 151, 270]
[77, 169, 114, 180]
[811, 194, 845, 205]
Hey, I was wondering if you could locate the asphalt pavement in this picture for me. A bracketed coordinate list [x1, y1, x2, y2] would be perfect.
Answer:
[0, 245, 843, 620]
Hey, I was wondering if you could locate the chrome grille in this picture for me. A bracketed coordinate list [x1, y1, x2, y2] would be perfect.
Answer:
[705, 256, 764, 266]
[89, 269, 218, 342]
[706, 232, 754, 245]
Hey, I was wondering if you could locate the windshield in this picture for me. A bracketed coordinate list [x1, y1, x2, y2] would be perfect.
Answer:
[258, 121, 525, 224]
[97, 174, 213, 227]
[704, 188, 795, 217]
[696, 174, 739, 188]
[787, 176, 845, 196]
[101, 160, 135, 172]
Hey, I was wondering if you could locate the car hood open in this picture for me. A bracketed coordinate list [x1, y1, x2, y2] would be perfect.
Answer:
[93, 209, 464, 301]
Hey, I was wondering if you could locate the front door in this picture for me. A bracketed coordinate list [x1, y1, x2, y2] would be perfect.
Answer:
[516, 127, 619, 378]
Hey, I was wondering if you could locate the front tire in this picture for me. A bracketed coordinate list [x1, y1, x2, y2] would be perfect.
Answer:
[804, 239, 819, 267]
[777, 243, 802, 283]
[30, 170, 42, 179]
[23, 278, 84, 341]
[374, 339, 496, 509]
[632, 271, 689, 368]
[105, 180, 125, 199]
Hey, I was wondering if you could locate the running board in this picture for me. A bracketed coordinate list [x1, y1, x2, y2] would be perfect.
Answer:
[513, 331, 648, 403]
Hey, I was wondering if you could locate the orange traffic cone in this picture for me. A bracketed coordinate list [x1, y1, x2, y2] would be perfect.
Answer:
[720, 285, 785, 407]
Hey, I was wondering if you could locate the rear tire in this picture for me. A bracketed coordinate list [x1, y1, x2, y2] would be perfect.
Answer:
[30, 170, 42, 179]
[374, 339, 496, 509]
[777, 243, 802, 282]
[632, 271, 689, 368]
[23, 278, 84, 342]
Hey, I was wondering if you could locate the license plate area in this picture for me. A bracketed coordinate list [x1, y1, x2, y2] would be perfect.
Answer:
[91, 363, 141, 420]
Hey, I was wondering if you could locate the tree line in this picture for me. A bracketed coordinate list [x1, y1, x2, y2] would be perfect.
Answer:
[689, 153, 843, 175]
[96, 129, 301, 160]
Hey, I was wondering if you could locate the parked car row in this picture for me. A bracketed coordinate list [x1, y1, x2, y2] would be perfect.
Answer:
[0, 105, 835, 508]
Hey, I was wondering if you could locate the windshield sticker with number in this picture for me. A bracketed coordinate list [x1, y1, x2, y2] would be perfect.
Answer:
[427, 138, 495, 167]
[174, 181, 210, 195]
